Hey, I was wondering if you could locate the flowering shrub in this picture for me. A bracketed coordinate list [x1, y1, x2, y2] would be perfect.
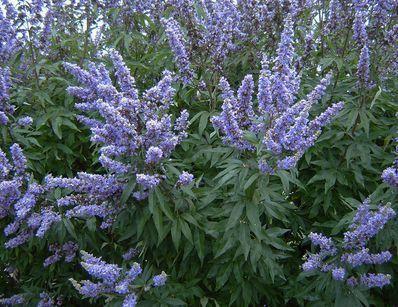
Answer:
[0, 0, 397, 306]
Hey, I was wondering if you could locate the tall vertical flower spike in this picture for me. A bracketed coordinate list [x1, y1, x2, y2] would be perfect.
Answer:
[357, 44, 373, 89]
[352, 9, 368, 46]
[162, 17, 193, 83]
[0, 66, 13, 125]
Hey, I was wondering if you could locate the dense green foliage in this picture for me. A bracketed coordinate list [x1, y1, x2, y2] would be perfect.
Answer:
[0, 1, 397, 306]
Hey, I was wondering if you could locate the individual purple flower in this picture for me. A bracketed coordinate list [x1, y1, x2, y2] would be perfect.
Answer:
[122, 248, 140, 261]
[0, 67, 12, 113]
[257, 57, 273, 116]
[177, 171, 194, 186]
[308, 232, 336, 255]
[382, 166, 398, 188]
[0, 294, 25, 305]
[9, 144, 27, 175]
[372, 0, 395, 28]
[14, 182, 43, 219]
[17, 116, 33, 127]
[45, 172, 121, 199]
[36, 207, 61, 238]
[98, 155, 130, 174]
[43, 250, 62, 267]
[80, 251, 121, 285]
[347, 276, 359, 287]
[153, 271, 167, 287]
[123, 294, 137, 307]
[136, 174, 160, 190]
[174, 109, 189, 137]
[341, 249, 392, 268]
[303, 30, 314, 59]
[127, 263, 142, 280]
[211, 77, 254, 151]
[302, 254, 322, 272]
[74, 280, 105, 298]
[37, 292, 54, 307]
[276, 156, 299, 170]
[109, 50, 139, 100]
[236, 74, 255, 125]
[359, 273, 392, 288]
[44, 241, 79, 266]
[132, 191, 149, 201]
[63, 241, 79, 262]
[145, 147, 163, 164]
[4, 231, 31, 249]
[382, 140, 397, 188]
[40, 9, 54, 52]
[199, 0, 245, 68]
[258, 159, 274, 174]
[0, 143, 52, 249]
[332, 267, 346, 281]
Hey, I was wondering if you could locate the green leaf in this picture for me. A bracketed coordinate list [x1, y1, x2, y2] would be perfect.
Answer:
[226, 203, 244, 230]
[246, 202, 262, 239]
[244, 173, 259, 191]
[152, 206, 163, 244]
[63, 219, 77, 240]
[51, 117, 63, 139]
[164, 298, 186, 306]
[276, 170, 290, 193]
[171, 222, 181, 251]
[179, 219, 193, 243]
[370, 86, 382, 109]
[120, 179, 136, 205]
[194, 228, 205, 263]
[198, 111, 209, 135]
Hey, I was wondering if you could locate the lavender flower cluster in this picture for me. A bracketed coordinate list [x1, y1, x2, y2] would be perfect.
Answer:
[0, 294, 25, 306]
[161, 17, 193, 83]
[43, 241, 79, 267]
[138, 0, 397, 83]
[0, 1, 20, 62]
[0, 292, 60, 307]
[45, 172, 123, 229]
[326, 0, 397, 36]
[212, 15, 344, 173]
[0, 67, 34, 127]
[122, 247, 141, 261]
[63, 50, 189, 200]
[303, 198, 396, 288]
[71, 251, 167, 306]
[159, 0, 308, 72]
[381, 139, 398, 188]
[0, 0, 84, 62]
[17, 116, 33, 128]
[0, 66, 14, 125]
[0, 143, 62, 249]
